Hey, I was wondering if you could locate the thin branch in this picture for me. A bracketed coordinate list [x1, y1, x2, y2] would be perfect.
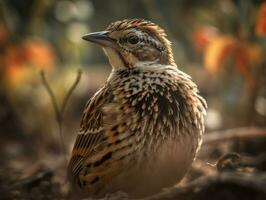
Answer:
[61, 69, 82, 115]
[40, 70, 61, 125]
[217, 152, 266, 172]
[140, 172, 266, 200]
[203, 127, 266, 145]
[40, 69, 82, 170]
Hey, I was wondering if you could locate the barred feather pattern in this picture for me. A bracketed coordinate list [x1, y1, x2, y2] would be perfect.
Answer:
[68, 64, 207, 197]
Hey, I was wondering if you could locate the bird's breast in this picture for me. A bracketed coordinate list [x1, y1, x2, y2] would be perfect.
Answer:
[101, 68, 205, 197]
[114, 71, 189, 139]
[107, 134, 196, 198]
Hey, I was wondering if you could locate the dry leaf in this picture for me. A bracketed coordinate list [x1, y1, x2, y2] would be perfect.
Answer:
[193, 26, 219, 50]
[204, 36, 236, 73]
[3, 39, 56, 86]
[256, 2, 266, 36]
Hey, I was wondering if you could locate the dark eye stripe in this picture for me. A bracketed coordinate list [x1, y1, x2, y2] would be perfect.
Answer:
[119, 34, 165, 52]
[146, 37, 165, 51]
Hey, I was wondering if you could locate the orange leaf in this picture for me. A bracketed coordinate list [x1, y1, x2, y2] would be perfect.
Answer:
[235, 45, 249, 75]
[256, 2, 266, 36]
[235, 43, 263, 75]
[193, 26, 219, 50]
[204, 36, 237, 73]
[3, 39, 56, 86]
[21, 39, 56, 69]
[246, 44, 263, 66]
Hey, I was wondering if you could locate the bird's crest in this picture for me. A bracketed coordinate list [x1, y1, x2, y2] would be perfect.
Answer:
[107, 19, 166, 36]
[106, 19, 174, 65]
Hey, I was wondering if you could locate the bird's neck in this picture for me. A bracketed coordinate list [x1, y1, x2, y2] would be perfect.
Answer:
[103, 47, 127, 70]
[134, 62, 174, 71]
[107, 63, 177, 85]
[103, 46, 176, 70]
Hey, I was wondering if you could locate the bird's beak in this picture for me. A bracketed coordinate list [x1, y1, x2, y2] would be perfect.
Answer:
[82, 31, 116, 48]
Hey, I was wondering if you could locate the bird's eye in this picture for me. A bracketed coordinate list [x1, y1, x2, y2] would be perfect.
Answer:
[128, 36, 139, 44]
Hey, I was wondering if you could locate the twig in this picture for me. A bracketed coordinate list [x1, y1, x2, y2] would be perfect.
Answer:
[61, 69, 82, 115]
[40, 70, 61, 127]
[217, 152, 266, 172]
[40, 69, 82, 170]
[203, 127, 266, 145]
[140, 172, 266, 200]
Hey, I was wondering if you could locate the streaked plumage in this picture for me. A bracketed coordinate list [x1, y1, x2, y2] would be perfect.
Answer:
[68, 19, 207, 199]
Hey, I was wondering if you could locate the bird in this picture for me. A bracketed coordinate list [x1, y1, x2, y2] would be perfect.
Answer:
[67, 19, 207, 199]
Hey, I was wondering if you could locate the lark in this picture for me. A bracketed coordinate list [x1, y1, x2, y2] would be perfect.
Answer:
[68, 19, 207, 199]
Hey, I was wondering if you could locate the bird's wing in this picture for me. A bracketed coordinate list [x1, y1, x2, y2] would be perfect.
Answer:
[68, 85, 113, 176]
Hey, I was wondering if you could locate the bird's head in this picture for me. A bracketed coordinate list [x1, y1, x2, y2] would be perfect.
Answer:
[82, 19, 175, 70]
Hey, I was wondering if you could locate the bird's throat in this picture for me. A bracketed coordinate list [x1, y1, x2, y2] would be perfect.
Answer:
[103, 47, 129, 69]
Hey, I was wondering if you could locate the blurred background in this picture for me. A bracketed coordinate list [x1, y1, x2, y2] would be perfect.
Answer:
[0, 0, 266, 199]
